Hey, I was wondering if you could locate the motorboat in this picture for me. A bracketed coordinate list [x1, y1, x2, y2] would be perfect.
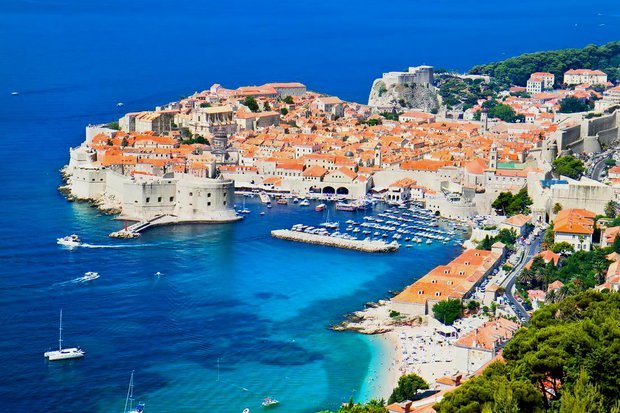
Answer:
[293, 198, 299, 204]
[44, 309, 85, 361]
[315, 203, 326, 212]
[276, 198, 288, 205]
[57, 234, 81, 248]
[260, 212, 266, 216]
[117, 102, 125, 107]
[11, 91, 19, 96]
[82, 271, 100, 281]
[261, 397, 279, 407]
[335, 202, 356, 212]
[259, 193, 271, 204]
[299, 199, 310, 206]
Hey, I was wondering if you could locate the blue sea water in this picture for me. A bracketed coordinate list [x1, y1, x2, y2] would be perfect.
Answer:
[0, 1, 617, 412]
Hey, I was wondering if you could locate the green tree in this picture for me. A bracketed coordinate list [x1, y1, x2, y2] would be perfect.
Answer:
[559, 370, 606, 413]
[477, 234, 494, 250]
[388, 374, 429, 403]
[282, 95, 294, 104]
[263, 101, 271, 111]
[553, 202, 563, 214]
[605, 201, 617, 218]
[107, 121, 120, 130]
[552, 156, 585, 179]
[559, 96, 590, 113]
[550, 241, 574, 255]
[243, 96, 259, 112]
[121, 137, 129, 147]
[467, 300, 481, 311]
[432, 299, 463, 325]
[280, 107, 288, 115]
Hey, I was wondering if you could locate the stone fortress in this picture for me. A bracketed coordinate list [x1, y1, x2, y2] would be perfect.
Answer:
[64, 125, 240, 224]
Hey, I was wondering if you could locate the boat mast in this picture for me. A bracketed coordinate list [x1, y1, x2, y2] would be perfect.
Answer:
[58, 309, 63, 351]
[124, 371, 134, 413]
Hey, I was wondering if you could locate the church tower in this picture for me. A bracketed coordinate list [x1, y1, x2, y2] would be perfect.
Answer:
[374, 143, 382, 167]
[480, 108, 489, 133]
[488, 143, 498, 169]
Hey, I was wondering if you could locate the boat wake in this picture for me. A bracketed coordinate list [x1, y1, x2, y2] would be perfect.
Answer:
[55, 272, 100, 286]
[78, 243, 152, 249]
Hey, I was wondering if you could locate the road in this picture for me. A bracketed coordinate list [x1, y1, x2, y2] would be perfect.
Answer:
[501, 233, 542, 322]
[589, 154, 610, 180]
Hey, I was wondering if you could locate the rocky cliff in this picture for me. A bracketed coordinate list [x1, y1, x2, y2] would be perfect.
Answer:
[367, 79, 439, 112]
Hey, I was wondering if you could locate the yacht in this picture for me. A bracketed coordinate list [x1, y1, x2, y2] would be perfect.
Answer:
[124, 371, 146, 413]
[57, 234, 81, 248]
[44, 309, 85, 361]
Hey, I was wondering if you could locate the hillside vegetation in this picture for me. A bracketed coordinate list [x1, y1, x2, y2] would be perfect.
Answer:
[469, 41, 620, 88]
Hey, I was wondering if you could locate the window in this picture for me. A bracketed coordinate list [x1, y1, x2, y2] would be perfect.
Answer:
[170, 197, 174, 202]
[158, 197, 162, 202]
[145, 197, 150, 203]
[207, 193, 211, 198]
[207, 202, 211, 206]
[223, 201, 227, 206]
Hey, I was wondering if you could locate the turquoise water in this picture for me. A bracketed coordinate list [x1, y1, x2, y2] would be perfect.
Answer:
[0, 0, 617, 411]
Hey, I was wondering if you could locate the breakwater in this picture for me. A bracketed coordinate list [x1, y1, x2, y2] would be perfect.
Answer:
[271, 229, 399, 252]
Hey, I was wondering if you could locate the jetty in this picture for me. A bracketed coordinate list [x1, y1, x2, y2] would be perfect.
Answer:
[271, 229, 399, 253]
[109, 214, 176, 238]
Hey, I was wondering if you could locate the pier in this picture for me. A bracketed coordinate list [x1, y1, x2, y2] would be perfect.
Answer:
[271, 229, 399, 253]
[109, 214, 176, 238]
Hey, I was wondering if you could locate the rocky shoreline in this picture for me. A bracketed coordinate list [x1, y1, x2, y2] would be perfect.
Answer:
[57, 166, 122, 215]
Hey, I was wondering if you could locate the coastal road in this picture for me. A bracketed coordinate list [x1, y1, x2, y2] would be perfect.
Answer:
[501, 233, 542, 322]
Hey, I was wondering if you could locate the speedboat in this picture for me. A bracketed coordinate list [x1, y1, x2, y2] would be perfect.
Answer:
[82, 271, 99, 281]
[261, 397, 279, 407]
[315, 203, 326, 212]
[57, 234, 81, 248]
[154, 272, 162, 277]
[240, 209, 251, 214]
[117, 102, 125, 107]
[11, 91, 19, 96]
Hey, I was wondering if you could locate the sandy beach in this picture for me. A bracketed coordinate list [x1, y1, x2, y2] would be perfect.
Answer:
[342, 302, 489, 401]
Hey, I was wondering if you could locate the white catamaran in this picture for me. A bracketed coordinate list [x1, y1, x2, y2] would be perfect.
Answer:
[43, 309, 85, 361]
[124, 371, 146, 413]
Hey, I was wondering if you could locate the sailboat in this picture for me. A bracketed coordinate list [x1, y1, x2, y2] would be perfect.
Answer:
[240, 197, 251, 214]
[319, 208, 339, 229]
[43, 309, 85, 361]
[124, 371, 146, 413]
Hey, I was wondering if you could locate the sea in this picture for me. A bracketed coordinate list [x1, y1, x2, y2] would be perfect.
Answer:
[0, 0, 617, 412]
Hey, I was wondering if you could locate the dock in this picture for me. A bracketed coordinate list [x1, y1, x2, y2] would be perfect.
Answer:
[271, 229, 399, 253]
[109, 214, 176, 238]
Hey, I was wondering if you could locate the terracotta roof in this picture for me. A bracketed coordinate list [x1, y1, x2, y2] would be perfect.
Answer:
[553, 209, 595, 235]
